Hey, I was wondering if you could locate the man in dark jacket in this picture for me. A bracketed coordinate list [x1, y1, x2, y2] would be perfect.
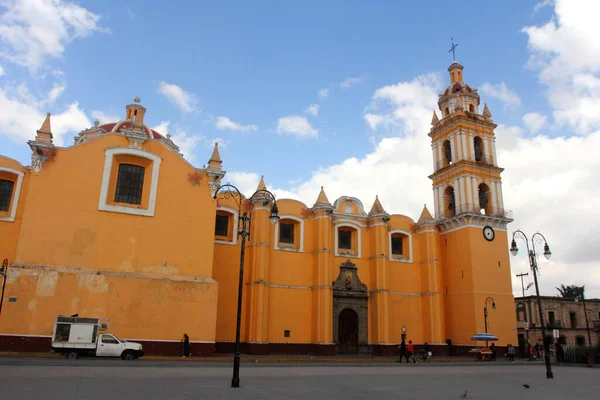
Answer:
[397, 339, 409, 363]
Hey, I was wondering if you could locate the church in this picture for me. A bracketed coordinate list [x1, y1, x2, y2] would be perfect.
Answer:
[0, 61, 518, 356]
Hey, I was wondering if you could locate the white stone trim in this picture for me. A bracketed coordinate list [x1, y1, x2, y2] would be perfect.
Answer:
[274, 215, 304, 252]
[458, 176, 465, 213]
[496, 181, 504, 210]
[437, 141, 443, 169]
[449, 133, 457, 163]
[431, 143, 436, 171]
[483, 134, 490, 161]
[491, 136, 498, 166]
[388, 229, 413, 263]
[461, 130, 468, 162]
[0, 167, 24, 223]
[98, 148, 162, 217]
[469, 131, 475, 161]
[466, 175, 473, 206]
[215, 206, 238, 245]
[334, 222, 361, 258]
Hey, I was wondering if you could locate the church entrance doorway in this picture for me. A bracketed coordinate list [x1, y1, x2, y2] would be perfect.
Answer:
[338, 308, 359, 354]
[332, 260, 369, 354]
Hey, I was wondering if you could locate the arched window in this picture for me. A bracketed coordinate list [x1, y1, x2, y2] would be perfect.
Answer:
[215, 207, 238, 245]
[469, 104, 475, 113]
[474, 136, 484, 162]
[0, 167, 25, 223]
[443, 140, 452, 166]
[335, 224, 361, 257]
[443, 186, 456, 218]
[478, 183, 492, 215]
[275, 216, 304, 252]
[388, 230, 413, 262]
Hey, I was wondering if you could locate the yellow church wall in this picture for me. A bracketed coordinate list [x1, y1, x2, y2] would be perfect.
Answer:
[0, 265, 218, 342]
[14, 135, 217, 279]
[0, 156, 29, 266]
[266, 287, 312, 344]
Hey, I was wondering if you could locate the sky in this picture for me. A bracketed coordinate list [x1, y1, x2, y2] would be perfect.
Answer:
[1, 0, 599, 298]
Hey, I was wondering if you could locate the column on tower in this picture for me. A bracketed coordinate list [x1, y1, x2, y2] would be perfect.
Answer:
[468, 131, 476, 161]
[483, 134, 490, 163]
[416, 206, 446, 344]
[311, 187, 334, 350]
[455, 131, 463, 161]
[491, 136, 498, 166]
[431, 143, 436, 171]
[247, 177, 271, 350]
[367, 196, 391, 345]
[449, 133, 457, 163]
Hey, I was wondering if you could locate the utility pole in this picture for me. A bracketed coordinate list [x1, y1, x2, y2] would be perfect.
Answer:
[517, 272, 529, 298]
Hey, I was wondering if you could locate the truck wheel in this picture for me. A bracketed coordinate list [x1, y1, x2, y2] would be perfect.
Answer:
[65, 351, 79, 360]
[121, 351, 135, 360]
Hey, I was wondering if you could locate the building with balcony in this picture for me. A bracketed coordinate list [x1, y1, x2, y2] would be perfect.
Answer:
[515, 296, 600, 348]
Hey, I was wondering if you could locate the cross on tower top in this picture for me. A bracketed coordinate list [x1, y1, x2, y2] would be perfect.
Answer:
[448, 38, 459, 61]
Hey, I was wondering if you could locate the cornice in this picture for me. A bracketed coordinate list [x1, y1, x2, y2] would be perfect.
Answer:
[436, 213, 513, 233]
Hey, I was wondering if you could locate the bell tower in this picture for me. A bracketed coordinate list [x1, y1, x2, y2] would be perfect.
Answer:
[428, 61, 517, 346]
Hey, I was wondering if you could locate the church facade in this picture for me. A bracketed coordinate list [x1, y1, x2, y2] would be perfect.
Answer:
[0, 61, 518, 356]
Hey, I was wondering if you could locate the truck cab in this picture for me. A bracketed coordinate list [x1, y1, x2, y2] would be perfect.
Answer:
[51, 316, 144, 360]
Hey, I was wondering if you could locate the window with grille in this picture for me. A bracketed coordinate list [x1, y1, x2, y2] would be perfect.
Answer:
[338, 230, 351, 249]
[114, 164, 145, 205]
[215, 214, 229, 237]
[0, 179, 14, 211]
[391, 236, 403, 255]
[279, 223, 294, 244]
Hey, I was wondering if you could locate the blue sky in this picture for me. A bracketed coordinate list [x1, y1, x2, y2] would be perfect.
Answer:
[1, 0, 599, 297]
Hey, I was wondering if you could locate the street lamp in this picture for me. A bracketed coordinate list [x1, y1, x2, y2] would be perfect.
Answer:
[483, 296, 496, 346]
[213, 183, 279, 388]
[0, 258, 8, 317]
[574, 287, 592, 347]
[510, 230, 554, 379]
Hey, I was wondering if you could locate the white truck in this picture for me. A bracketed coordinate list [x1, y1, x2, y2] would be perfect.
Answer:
[51, 316, 144, 360]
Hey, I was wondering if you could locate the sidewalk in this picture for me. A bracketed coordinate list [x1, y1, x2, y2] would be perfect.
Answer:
[0, 351, 537, 364]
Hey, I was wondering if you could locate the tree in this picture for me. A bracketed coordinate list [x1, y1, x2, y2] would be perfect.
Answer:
[556, 284, 585, 299]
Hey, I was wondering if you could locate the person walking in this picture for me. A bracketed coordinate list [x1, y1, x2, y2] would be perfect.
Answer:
[181, 333, 190, 358]
[397, 339, 409, 363]
[407, 340, 417, 363]
[490, 343, 497, 361]
[556, 343, 565, 366]
[507, 344, 515, 362]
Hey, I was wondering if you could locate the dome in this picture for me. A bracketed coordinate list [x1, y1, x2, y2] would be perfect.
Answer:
[97, 120, 164, 139]
[442, 81, 473, 96]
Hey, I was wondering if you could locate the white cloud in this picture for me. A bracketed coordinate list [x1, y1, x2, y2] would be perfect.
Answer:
[305, 104, 319, 117]
[151, 120, 170, 136]
[276, 115, 318, 138]
[479, 82, 522, 109]
[0, 82, 88, 146]
[318, 88, 329, 99]
[42, 82, 65, 106]
[91, 110, 119, 124]
[215, 116, 257, 132]
[0, 0, 105, 72]
[523, 0, 600, 134]
[340, 75, 367, 89]
[0, 64, 4, 76]
[127, 8, 135, 19]
[157, 81, 197, 113]
[522, 112, 548, 134]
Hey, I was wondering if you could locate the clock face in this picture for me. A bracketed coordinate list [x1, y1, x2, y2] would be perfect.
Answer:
[483, 226, 495, 241]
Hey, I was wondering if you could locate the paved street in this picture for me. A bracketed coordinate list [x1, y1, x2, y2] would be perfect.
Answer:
[0, 357, 598, 399]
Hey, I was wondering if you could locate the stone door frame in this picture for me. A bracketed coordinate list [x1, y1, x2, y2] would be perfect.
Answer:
[332, 259, 369, 353]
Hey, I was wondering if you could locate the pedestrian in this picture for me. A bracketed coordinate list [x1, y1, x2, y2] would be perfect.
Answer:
[181, 333, 190, 358]
[421, 342, 431, 361]
[507, 344, 515, 362]
[397, 339, 409, 363]
[407, 340, 417, 363]
[490, 343, 497, 361]
[556, 343, 565, 366]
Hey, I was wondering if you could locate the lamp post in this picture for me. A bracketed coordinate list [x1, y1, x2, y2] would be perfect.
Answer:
[483, 296, 496, 347]
[574, 288, 592, 347]
[0, 259, 8, 317]
[212, 183, 279, 388]
[510, 230, 553, 379]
